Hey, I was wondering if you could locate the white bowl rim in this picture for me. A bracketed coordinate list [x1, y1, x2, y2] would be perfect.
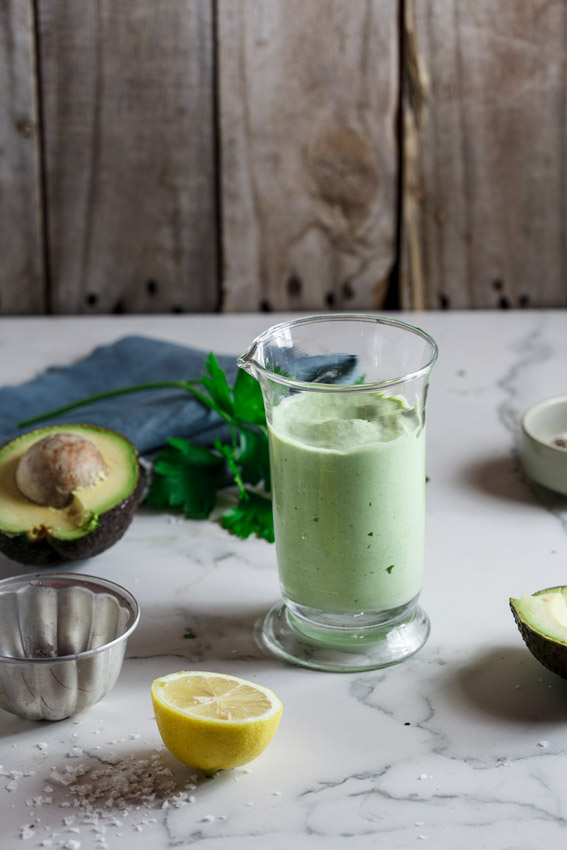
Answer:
[521, 395, 567, 451]
[0, 572, 140, 664]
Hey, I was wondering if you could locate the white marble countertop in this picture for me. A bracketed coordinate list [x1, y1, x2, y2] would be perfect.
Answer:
[1, 311, 567, 849]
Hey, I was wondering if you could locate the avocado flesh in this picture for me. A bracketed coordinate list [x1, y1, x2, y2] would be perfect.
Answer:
[510, 587, 567, 679]
[0, 425, 141, 565]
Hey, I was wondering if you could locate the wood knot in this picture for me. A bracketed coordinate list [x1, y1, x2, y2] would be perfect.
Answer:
[305, 117, 378, 220]
[14, 116, 35, 139]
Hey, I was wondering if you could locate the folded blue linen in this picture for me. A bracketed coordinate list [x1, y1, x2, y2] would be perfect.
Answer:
[0, 336, 237, 456]
[0, 336, 359, 457]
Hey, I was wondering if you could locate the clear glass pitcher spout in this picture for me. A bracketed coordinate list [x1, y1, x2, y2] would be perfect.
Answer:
[237, 313, 438, 391]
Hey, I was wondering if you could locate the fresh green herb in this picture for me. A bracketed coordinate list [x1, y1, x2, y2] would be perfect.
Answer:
[145, 439, 225, 519]
[386, 564, 395, 574]
[221, 491, 274, 543]
[19, 353, 273, 542]
[143, 355, 273, 540]
[184, 630, 197, 639]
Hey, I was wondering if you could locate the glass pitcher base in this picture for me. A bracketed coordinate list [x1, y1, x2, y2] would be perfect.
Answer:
[258, 601, 430, 672]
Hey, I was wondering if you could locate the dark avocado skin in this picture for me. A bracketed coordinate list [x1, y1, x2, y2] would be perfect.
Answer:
[510, 590, 567, 680]
[0, 467, 143, 567]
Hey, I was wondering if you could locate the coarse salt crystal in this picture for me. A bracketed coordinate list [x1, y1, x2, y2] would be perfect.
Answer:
[20, 824, 36, 840]
[202, 815, 215, 822]
[418, 774, 432, 780]
[538, 740, 550, 748]
[63, 841, 81, 850]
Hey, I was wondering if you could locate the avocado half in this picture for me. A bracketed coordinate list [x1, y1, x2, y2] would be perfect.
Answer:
[0, 424, 142, 566]
[510, 587, 567, 680]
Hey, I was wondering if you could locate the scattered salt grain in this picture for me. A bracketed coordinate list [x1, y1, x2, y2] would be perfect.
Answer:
[415, 821, 425, 826]
[202, 815, 215, 822]
[272, 791, 282, 796]
[538, 740, 550, 748]
[6, 780, 18, 791]
[418, 774, 432, 780]
[37, 743, 48, 752]
[66, 747, 84, 759]
[20, 824, 36, 840]
[63, 841, 81, 850]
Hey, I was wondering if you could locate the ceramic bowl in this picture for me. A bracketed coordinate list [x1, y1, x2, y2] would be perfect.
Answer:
[520, 396, 567, 495]
[0, 573, 140, 721]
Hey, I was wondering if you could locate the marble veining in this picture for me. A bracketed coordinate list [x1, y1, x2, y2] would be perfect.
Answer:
[1, 312, 567, 849]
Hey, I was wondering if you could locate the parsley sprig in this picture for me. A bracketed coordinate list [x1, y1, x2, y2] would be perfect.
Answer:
[17, 354, 274, 542]
[145, 355, 273, 541]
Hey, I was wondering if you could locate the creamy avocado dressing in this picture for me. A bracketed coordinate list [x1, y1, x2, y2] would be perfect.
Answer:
[268, 391, 426, 616]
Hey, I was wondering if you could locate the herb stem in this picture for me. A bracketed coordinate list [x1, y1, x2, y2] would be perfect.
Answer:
[17, 380, 202, 428]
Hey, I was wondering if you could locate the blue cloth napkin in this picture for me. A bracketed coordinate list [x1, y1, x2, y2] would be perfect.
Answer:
[0, 336, 237, 456]
[0, 335, 359, 457]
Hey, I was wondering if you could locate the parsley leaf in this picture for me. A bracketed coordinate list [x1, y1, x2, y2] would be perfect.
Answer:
[201, 352, 235, 417]
[232, 369, 266, 425]
[146, 355, 274, 541]
[221, 492, 274, 542]
[145, 438, 225, 519]
[237, 425, 271, 490]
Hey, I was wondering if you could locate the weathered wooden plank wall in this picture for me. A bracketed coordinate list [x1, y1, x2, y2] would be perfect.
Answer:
[37, 0, 217, 314]
[0, 1, 45, 313]
[402, 0, 567, 310]
[219, 0, 399, 313]
[1, 0, 566, 315]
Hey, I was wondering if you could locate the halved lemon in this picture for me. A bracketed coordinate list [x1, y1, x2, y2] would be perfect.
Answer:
[151, 671, 283, 773]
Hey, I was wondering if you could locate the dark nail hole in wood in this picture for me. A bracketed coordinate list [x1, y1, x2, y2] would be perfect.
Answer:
[86, 293, 98, 307]
[325, 291, 336, 307]
[498, 295, 510, 309]
[492, 279, 504, 291]
[146, 279, 158, 295]
[113, 300, 125, 314]
[259, 299, 272, 312]
[287, 274, 302, 296]
[172, 306, 184, 314]
[438, 293, 451, 309]
[519, 294, 530, 308]
[342, 282, 354, 300]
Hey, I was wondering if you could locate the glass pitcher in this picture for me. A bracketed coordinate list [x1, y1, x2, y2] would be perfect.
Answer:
[238, 314, 438, 672]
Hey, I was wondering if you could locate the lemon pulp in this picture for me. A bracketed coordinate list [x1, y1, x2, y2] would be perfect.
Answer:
[151, 671, 283, 773]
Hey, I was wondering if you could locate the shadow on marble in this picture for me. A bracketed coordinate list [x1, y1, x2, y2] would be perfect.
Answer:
[452, 645, 567, 723]
[462, 452, 567, 515]
[0, 706, 49, 739]
[127, 603, 275, 666]
[460, 453, 533, 505]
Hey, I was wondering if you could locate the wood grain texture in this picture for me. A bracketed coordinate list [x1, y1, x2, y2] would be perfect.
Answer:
[219, 0, 399, 312]
[402, 0, 567, 310]
[37, 0, 217, 314]
[0, 1, 45, 314]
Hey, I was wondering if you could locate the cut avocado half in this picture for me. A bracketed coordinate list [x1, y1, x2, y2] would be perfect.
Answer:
[0, 424, 142, 566]
[510, 587, 567, 680]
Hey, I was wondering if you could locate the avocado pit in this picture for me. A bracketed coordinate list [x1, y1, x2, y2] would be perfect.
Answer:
[16, 432, 109, 509]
